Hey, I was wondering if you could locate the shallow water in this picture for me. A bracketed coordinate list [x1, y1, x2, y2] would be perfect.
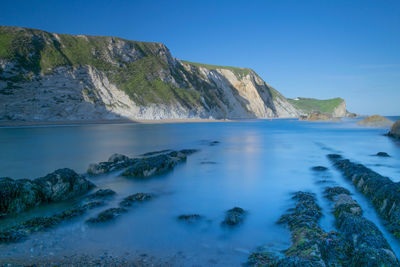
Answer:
[0, 117, 399, 265]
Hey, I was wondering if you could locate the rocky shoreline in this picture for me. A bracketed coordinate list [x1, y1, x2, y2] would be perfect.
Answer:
[327, 154, 400, 238]
[0, 149, 199, 244]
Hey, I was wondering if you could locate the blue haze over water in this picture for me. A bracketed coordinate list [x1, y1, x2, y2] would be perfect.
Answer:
[0, 118, 400, 265]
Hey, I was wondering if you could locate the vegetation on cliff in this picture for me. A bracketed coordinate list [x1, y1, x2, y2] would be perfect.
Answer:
[288, 97, 345, 114]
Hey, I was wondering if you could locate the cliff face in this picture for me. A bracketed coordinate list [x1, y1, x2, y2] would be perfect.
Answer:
[0, 26, 299, 121]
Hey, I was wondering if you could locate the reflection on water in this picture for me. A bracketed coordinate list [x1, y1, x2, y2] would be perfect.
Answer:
[0, 118, 400, 265]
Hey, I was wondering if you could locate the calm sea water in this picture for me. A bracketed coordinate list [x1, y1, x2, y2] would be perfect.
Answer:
[0, 117, 399, 265]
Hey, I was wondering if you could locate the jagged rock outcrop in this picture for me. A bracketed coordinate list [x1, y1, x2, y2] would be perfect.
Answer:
[0, 168, 94, 217]
[324, 186, 399, 266]
[248, 192, 350, 266]
[87, 149, 198, 177]
[328, 154, 400, 238]
[389, 120, 400, 139]
[0, 26, 300, 121]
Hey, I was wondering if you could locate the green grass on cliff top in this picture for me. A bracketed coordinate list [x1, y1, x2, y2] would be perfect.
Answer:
[0, 26, 201, 106]
[181, 60, 250, 78]
[288, 97, 344, 113]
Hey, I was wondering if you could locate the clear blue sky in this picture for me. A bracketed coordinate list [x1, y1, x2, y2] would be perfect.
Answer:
[1, 0, 399, 115]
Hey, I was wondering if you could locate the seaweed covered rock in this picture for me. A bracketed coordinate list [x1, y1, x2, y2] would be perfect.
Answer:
[0, 168, 94, 217]
[119, 193, 153, 208]
[88, 149, 198, 177]
[121, 150, 191, 178]
[327, 154, 400, 239]
[249, 191, 352, 267]
[0, 200, 103, 243]
[357, 115, 393, 127]
[86, 207, 127, 224]
[324, 186, 399, 266]
[0, 177, 42, 216]
[34, 168, 95, 202]
[87, 192, 153, 224]
[389, 120, 400, 139]
[86, 189, 116, 200]
[87, 153, 134, 175]
[222, 207, 246, 226]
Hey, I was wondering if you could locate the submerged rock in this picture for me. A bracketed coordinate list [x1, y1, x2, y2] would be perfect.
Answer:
[86, 207, 127, 224]
[328, 154, 400, 239]
[0, 200, 104, 243]
[376, 152, 390, 157]
[357, 115, 393, 127]
[87, 193, 153, 224]
[200, 161, 217, 165]
[119, 193, 153, 208]
[222, 207, 246, 226]
[388, 120, 400, 139]
[0, 168, 94, 217]
[139, 149, 172, 157]
[177, 214, 203, 223]
[209, 141, 220, 146]
[312, 166, 328, 171]
[86, 189, 116, 200]
[324, 186, 399, 266]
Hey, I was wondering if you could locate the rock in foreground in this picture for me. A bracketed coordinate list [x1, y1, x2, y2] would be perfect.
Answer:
[357, 115, 393, 127]
[87, 193, 153, 224]
[249, 191, 349, 266]
[87, 149, 198, 178]
[0, 200, 104, 243]
[324, 186, 399, 266]
[0, 168, 94, 217]
[388, 120, 400, 139]
[328, 154, 400, 239]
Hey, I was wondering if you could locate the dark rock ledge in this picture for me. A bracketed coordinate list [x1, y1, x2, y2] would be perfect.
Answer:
[327, 154, 400, 238]
[86, 193, 153, 224]
[249, 191, 348, 266]
[0, 199, 105, 243]
[87, 149, 198, 177]
[0, 168, 95, 217]
[324, 186, 399, 266]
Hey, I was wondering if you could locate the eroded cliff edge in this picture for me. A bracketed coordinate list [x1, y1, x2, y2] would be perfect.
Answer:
[0, 26, 300, 121]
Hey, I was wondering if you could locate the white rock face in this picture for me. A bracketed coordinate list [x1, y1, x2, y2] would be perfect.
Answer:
[0, 27, 300, 121]
[332, 101, 346, 117]
[0, 65, 208, 121]
[0, 61, 300, 121]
